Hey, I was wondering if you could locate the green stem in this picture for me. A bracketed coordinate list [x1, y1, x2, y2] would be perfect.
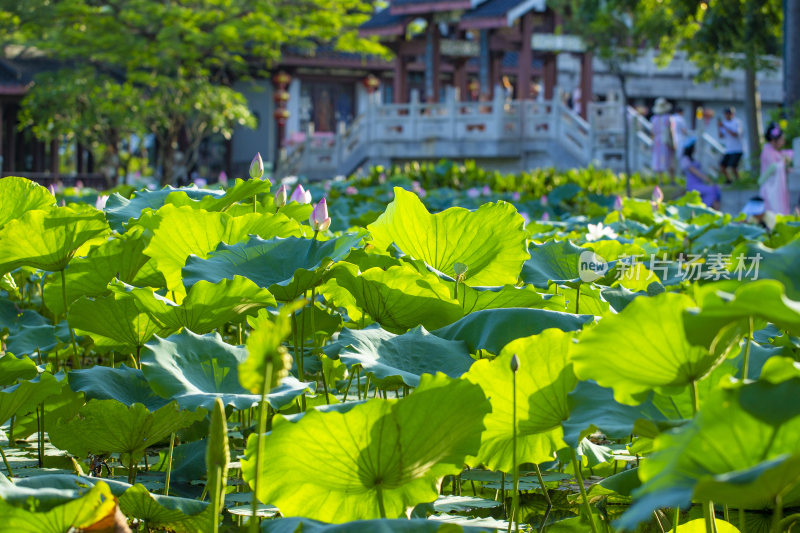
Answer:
[571, 448, 599, 533]
[164, 433, 175, 496]
[377, 486, 387, 518]
[250, 361, 273, 533]
[724, 504, 730, 523]
[128, 455, 137, 485]
[60, 269, 80, 369]
[38, 404, 45, 468]
[291, 313, 306, 411]
[575, 284, 581, 314]
[342, 370, 355, 402]
[771, 494, 783, 533]
[703, 501, 717, 533]
[690, 379, 700, 416]
[533, 463, 552, 506]
[135, 345, 141, 370]
[212, 465, 222, 533]
[673, 507, 680, 532]
[238, 322, 243, 345]
[253, 194, 257, 213]
[742, 317, 753, 380]
[739, 508, 747, 533]
[0, 447, 12, 476]
[509, 370, 520, 533]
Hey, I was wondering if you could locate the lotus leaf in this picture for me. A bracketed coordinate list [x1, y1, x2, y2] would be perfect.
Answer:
[68, 364, 169, 411]
[241, 373, 490, 522]
[0, 177, 56, 227]
[118, 484, 213, 533]
[261, 517, 493, 532]
[0, 372, 60, 425]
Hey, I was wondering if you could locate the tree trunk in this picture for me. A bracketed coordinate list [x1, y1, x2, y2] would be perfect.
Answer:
[744, 60, 762, 171]
[787, 0, 800, 112]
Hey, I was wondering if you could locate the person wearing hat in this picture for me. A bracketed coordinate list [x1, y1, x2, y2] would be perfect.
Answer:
[741, 196, 770, 232]
[651, 97, 674, 182]
[718, 107, 743, 183]
[759, 122, 795, 215]
[680, 136, 721, 209]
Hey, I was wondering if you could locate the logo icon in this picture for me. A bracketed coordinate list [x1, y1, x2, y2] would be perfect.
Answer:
[579, 250, 609, 282]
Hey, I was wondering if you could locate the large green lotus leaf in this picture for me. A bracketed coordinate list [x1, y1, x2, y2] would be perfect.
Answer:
[690, 224, 765, 254]
[432, 308, 593, 354]
[118, 483, 213, 533]
[521, 240, 587, 289]
[0, 480, 118, 533]
[141, 204, 304, 292]
[562, 380, 667, 447]
[0, 473, 94, 510]
[685, 280, 800, 351]
[166, 177, 271, 212]
[323, 325, 473, 387]
[153, 438, 207, 483]
[142, 330, 312, 412]
[325, 263, 463, 333]
[44, 227, 152, 316]
[49, 399, 206, 464]
[104, 186, 224, 231]
[731, 240, 800, 299]
[464, 329, 576, 471]
[619, 376, 800, 529]
[241, 373, 490, 522]
[367, 187, 529, 286]
[0, 176, 56, 227]
[69, 293, 172, 353]
[0, 207, 109, 273]
[0, 372, 60, 425]
[650, 358, 739, 420]
[457, 284, 565, 314]
[571, 292, 722, 405]
[554, 283, 610, 316]
[68, 364, 170, 411]
[674, 519, 741, 533]
[261, 517, 493, 532]
[0, 354, 38, 386]
[111, 276, 276, 334]
[4, 322, 59, 356]
[8, 380, 84, 440]
[182, 231, 367, 301]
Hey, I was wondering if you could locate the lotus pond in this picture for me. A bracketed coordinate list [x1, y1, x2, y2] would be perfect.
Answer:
[0, 167, 798, 533]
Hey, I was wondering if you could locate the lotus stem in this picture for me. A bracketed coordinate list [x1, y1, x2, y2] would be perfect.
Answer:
[164, 433, 175, 496]
[376, 485, 387, 518]
[575, 284, 581, 314]
[739, 508, 747, 533]
[128, 456, 136, 485]
[771, 494, 784, 533]
[38, 404, 45, 468]
[703, 501, 717, 533]
[342, 370, 355, 402]
[212, 465, 222, 533]
[724, 504, 730, 522]
[0, 447, 12, 476]
[742, 317, 753, 380]
[690, 379, 700, 416]
[135, 345, 141, 370]
[570, 448, 599, 533]
[250, 360, 273, 533]
[533, 463, 552, 507]
[509, 366, 520, 533]
[253, 195, 257, 213]
[291, 312, 306, 411]
[60, 269, 80, 369]
[673, 507, 680, 532]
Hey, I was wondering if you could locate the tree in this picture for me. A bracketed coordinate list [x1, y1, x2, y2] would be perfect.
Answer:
[784, 0, 800, 112]
[1, 0, 382, 185]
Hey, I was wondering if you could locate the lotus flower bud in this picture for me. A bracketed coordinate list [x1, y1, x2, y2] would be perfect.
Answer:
[249, 152, 264, 180]
[290, 184, 312, 204]
[218, 171, 228, 186]
[542, 211, 550, 221]
[510, 354, 520, 372]
[309, 198, 331, 231]
[652, 186, 664, 204]
[481, 185, 491, 196]
[95, 195, 109, 210]
[274, 184, 288, 208]
[48, 184, 56, 197]
[540, 194, 548, 206]
[614, 195, 623, 211]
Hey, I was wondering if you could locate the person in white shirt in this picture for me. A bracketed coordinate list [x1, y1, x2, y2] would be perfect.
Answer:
[718, 107, 743, 183]
[670, 107, 688, 161]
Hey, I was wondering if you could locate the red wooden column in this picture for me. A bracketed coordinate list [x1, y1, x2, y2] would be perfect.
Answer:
[543, 53, 557, 100]
[517, 14, 534, 99]
[424, 19, 441, 102]
[393, 54, 408, 104]
[453, 59, 468, 101]
[579, 51, 593, 119]
[490, 53, 503, 97]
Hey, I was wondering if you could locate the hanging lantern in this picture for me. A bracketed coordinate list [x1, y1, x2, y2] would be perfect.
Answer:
[272, 71, 291, 88]
[273, 89, 290, 104]
[273, 108, 290, 126]
[468, 79, 480, 99]
[362, 74, 380, 94]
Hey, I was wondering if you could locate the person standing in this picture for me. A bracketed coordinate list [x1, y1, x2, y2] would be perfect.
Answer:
[651, 97, 674, 182]
[680, 137, 721, 210]
[671, 106, 688, 161]
[759, 122, 795, 215]
[718, 107, 744, 183]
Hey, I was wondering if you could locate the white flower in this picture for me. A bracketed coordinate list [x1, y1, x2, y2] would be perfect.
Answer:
[95, 195, 109, 210]
[586, 222, 618, 242]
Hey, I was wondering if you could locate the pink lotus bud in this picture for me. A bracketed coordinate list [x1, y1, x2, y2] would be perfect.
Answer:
[467, 188, 480, 199]
[651, 186, 664, 204]
[481, 185, 491, 196]
[48, 184, 56, 197]
[95, 195, 109, 210]
[309, 198, 331, 231]
[249, 152, 264, 179]
[75, 180, 84, 189]
[274, 184, 288, 208]
[378, 172, 387, 184]
[194, 177, 207, 188]
[520, 212, 530, 226]
[512, 192, 520, 201]
[542, 211, 550, 221]
[218, 171, 228, 186]
[540, 195, 548, 206]
[290, 184, 312, 204]
[614, 195, 623, 211]
[345, 186, 358, 195]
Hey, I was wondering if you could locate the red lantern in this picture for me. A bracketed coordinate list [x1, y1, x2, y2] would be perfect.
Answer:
[362, 74, 380, 94]
[272, 71, 291, 88]
[468, 79, 480, 99]
[273, 89, 290, 104]
[273, 108, 290, 126]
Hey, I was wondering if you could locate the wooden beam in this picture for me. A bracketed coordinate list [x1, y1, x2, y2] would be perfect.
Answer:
[517, 13, 534, 99]
[390, 0, 470, 15]
[579, 51, 593, 119]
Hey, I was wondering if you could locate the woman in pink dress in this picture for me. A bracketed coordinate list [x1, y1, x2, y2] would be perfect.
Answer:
[651, 98, 674, 181]
[759, 123, 794, 215]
